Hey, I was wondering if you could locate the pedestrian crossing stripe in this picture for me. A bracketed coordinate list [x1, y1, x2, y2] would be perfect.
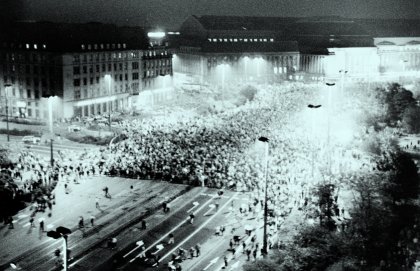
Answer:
[23, 222, 30, 228]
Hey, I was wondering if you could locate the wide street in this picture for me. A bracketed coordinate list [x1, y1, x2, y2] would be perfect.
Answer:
[0, 134, 101, 159]
[0, 172, 270, 271]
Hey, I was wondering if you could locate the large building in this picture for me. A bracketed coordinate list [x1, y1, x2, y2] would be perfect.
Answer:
[173, 15, 420, 84]
[173, 15, 300, 85]
[0, 22, 173, 120]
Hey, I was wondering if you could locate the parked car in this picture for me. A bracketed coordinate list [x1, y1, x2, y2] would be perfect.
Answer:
[22, 136, 41, 144]
[68, 125, 81, 132]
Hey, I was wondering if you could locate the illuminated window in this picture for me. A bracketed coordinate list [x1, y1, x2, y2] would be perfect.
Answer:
[26, 44, 30, 49]
[123, 43, 126, 48]
[100, 44, 104, 49]
[117, 44, 121, 49]
[81, 44, 85, 50]
[213, 38, 217, 42]
[208, 38, 212, 42]
[254, 39, 258, 42]
[234, 39, 237, 42]
[270, 38, 274, 42]
[94, 44, 98, 49]
[244, 39, 248, 42]
[263, 39, 267, 42]
[224, 39, 227, 42]
[88, 44, 91, 50]
[259, 39, 263, 42]
[33, 44, 37, 49]
[229, 39, 233, 42]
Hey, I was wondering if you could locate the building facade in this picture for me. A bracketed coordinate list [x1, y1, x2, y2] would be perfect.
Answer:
[173, 15, 300, 86]
[0, 22, 173, 120]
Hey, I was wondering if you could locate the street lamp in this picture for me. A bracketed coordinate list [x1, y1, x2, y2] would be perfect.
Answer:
[47, 226, 72, 271]
[4, 83, 12, 142]
[307, 104, 322, 177]
[42, 95, 57, 167]
[258, 136, 269, 256]
[104, 75, 112, 130]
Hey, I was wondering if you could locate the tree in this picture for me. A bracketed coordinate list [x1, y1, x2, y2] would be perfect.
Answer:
[402, 105, 420, 133]
[378, 151, 420, 204]
[0, 172, 18, 222]
[385, 83, 416, 125]
[240, 85, 258, 102]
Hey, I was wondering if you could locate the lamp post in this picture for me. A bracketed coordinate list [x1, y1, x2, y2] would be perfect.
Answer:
[47, 226, 72, 271]
[325, 82, 336, 176]
[105, 75, 112, 130]
[258, 136, 269, 256]
[4, 83, 12, 142]
[307, 104, 322, 177]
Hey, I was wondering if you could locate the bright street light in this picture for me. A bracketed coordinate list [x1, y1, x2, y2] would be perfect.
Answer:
[4, 83, 12, 142]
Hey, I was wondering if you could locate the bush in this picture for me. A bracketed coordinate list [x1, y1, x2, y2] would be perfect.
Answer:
[2, 118, 45, 125]
[0, 129, 41, 136]
[65, 134, 113, 146]
[240, 85, 258, 102]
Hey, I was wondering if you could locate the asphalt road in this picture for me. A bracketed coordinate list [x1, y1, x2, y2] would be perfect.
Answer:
[65, 189, 264, 271]
[0, 177, 191, 271]
[0, 134, 101, 159]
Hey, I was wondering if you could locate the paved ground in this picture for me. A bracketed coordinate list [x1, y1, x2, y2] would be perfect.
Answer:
[0, 134, 101, 160]
[0, 176, 190, 271]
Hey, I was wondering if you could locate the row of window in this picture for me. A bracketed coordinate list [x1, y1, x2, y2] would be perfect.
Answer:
[72, 60, 171, 76]
[81, 43, 127, 50]
[72, 50, 170, 63]
[3, 53, 52, 63]
[208, 38, 274, 43]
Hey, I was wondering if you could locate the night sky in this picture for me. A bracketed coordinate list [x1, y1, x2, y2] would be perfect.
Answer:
[4, 0, 420, 29]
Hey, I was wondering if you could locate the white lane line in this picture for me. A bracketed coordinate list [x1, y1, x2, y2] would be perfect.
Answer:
[129, 194, 217, 263]
[186, 202, 200, 213]
[159, 196, 235, 262]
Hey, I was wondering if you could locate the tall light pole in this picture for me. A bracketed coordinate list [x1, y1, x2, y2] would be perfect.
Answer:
[307, 104, 322, 178]
[105, 75, 112, 130]
[4, 83, 12, 142]
[47, 226, 72, 271]
[258, 136, 269, 256]
[43, 95, 56, 166]
[326, 82, 336, 176]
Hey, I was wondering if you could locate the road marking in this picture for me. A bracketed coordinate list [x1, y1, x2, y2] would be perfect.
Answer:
[22, 222, 30, 228]
[129, 194, 217, 263]
[187, 202, 199, 213]
[203, 204, 215, 216]
[152, 244, 164, 255]
[18, 214, 29, 219]
[123, 240, 144, 258]
[203, 256, 219, 270]
[159, 196, 235, 262]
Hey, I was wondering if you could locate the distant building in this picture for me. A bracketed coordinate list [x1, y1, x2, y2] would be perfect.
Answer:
[173, 15, 300, 86]
[0, 21, 173, 119]
[173, 15, 420, 84]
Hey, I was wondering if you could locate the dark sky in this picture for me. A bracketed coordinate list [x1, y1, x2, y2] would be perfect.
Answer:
[7, 0, 420, 29]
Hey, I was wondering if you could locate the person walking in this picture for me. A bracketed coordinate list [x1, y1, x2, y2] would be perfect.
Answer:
[189, 247, 195, 258]
[168, 233, 175, 245]
[39, 219, 45, 232]
[141, 219, 147, 230]
[103, 186, 110, 198]
[189, 214, 194, 224]
[78, 216, 84, 229]
[224, 255, 228, 268]
[90, 215, 95, 227]
[8, 217, 14, 229]
[30, 217, 35, 228]
[195, 244, 201, 257]
[95, 197, 100, 209]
